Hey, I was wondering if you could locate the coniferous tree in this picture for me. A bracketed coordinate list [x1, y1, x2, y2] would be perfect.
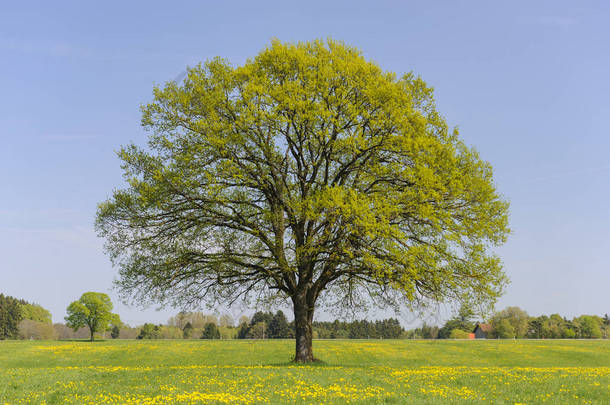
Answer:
[268, 311, 291, 338]
[237, 321, 250, 339]
[0, 294, 24, 339]
[201, 322, 220, 339]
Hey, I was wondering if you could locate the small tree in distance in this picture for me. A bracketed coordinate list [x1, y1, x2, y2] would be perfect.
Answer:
[65, 292, 120, 341]
[182, 321, 193, 338]
[268, 311, 291, 338]
[490, 306, 529, 338]
[137, 323, 161, 339]
[201, 322, 220, 339]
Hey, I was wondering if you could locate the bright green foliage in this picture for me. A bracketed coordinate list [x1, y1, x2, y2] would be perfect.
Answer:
[449, 328, 471, 339]
[65, 292, 120, 341]
[574, 315, 603, 339]
[527, 313, 567, 339]
[490, 306, 529, 338]
[96, 40, 509, 360]
[20, 303, 52, 323]
[494, 319, 516, 339]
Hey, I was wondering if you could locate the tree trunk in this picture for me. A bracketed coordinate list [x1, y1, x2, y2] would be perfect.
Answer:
[90, 329, 94, 342]
[293, 294, 315, 362]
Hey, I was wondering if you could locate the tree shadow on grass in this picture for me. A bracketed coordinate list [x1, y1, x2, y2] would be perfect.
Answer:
[266, 358, 330, 367]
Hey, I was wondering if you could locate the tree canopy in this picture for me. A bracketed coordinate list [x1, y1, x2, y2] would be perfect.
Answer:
[20, 303, 52, 324]
[489, 306, 529, 339]
[65, 292, 120, 341]
[96, 39, 510, 361]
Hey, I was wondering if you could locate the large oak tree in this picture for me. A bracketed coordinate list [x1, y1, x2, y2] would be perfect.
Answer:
[96, 40, 509, 362]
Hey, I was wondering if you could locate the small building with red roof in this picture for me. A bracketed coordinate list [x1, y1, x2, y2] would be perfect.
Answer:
[473, 323, 493, 339]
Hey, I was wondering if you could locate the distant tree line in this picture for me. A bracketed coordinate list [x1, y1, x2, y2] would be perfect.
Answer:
[407, 306, 610, 339]
[0, 294, 53, 340]
[98, 307, 610, 341]
[312, 319, 403, 339]
[121, 310, 405, 340]
[2, 292, 609, 340]
[233, 311, 404, 339]
[237, 311, 292, 339]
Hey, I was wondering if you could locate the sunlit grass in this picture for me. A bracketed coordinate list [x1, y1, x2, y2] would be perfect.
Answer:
[1, 339, 609, 404]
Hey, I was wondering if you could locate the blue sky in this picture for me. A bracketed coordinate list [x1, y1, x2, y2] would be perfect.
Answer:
[1, 1, 609, 326]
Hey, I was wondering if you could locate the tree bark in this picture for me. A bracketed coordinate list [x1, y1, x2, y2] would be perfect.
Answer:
[293, 294, 315, 362]
[90, 329, 94, 342]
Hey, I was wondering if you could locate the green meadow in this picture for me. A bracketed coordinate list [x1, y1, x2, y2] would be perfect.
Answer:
[1, 339, 609, 404]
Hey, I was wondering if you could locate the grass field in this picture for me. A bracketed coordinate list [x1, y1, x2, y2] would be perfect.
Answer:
[1, 339, 609, 404]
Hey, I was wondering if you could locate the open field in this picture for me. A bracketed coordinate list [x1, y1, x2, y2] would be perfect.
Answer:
[1, 340, 609, 404]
